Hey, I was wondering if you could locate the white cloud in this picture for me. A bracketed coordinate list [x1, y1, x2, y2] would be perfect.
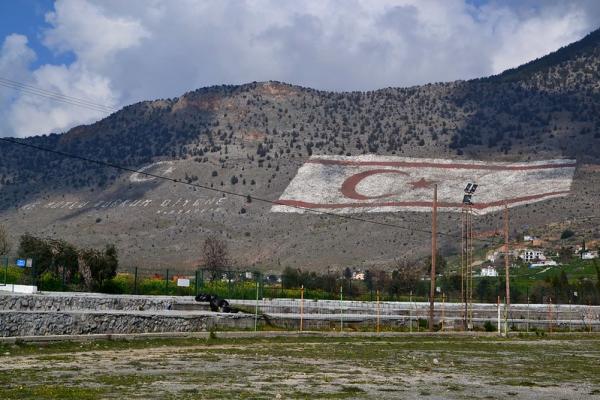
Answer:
[43, 0, 149, 67]
[1, 0, 599, 137]
[0, 34, 36, 106]
[7, 63, 119, 136]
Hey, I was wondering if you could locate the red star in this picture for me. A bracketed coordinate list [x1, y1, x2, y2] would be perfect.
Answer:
[408, 178, 435, 190]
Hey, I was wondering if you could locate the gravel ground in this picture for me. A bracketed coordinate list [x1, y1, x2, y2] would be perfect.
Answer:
[0, 333, 599, 399]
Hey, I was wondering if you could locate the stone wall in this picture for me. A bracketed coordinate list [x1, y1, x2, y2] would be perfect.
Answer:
[0, 292, 190, 312]
[0, 310, 257, 337]
[0, 292, 257, 337]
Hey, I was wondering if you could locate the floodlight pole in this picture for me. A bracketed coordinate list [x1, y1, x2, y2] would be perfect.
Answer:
[429, 184, 438, 332]
[504, 203, 510, 335]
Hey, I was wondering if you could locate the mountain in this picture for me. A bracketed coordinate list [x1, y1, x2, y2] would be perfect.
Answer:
[1, 29, 600, 272]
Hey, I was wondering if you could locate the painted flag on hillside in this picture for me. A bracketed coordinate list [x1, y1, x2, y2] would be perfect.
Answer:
[271, 156, 576, 214]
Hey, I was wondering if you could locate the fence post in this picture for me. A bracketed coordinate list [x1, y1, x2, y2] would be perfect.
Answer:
[228, 273, 231, 299]
[195, 269, 199, 297]
[254, 278, 259, 332]
[62, 265, 66, 291]
[32, 259, 36, 289]
[165, 269, 169, 295]
[134, 267, 138, 295]
[300, 285, 304, 332]
[409, 291, 413, 333]
[376, 290, 380, 333]
[339, 285, 343, 332]
[497, 296, 501, 335]
[2, 256, 7, 286]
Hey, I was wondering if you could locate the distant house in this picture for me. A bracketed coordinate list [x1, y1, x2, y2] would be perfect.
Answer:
[519, 249, 546, 262]
[581, 251, 599, 260]
[480, 266, 498, 277]
[486, 251, 499, 263]
[529, 260, 558, 268]
[523, 235, 538, 242]
[352, 271, 365, 280]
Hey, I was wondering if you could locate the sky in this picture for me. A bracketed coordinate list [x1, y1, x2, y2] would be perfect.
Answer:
[0, 0, 599, 138]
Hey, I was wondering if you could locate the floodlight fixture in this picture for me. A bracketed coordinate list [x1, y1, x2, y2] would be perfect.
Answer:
[462, 194, 472, 205]
[464, 182, 478, 194]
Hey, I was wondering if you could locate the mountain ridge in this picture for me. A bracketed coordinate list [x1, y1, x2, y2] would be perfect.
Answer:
[1, 29, 600, 271]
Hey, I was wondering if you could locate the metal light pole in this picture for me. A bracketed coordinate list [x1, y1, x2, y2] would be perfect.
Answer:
[461, 183, 477, 330]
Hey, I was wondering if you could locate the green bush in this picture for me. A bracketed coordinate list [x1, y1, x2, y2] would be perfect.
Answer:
[100, 274, 134, 294]
[483, 320, 496, 332]
[2, 266, 24, 284]
[139, 278, 168, 295]
[39, 271, 62, 291]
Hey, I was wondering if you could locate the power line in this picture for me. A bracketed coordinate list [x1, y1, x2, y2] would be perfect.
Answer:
[0, 77, 118, 114]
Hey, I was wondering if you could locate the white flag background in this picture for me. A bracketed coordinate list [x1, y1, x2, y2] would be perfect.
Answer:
[272, 156, 576, 214]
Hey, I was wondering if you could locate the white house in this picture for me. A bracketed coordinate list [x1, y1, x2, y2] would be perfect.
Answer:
[582, 251, 599, 260]
[352, 271, 365, 280]
[486, 251, 499, 263]
[529, 260, 558, 268]
[519, 249, 546, 262]
[480, 266, 498, 277]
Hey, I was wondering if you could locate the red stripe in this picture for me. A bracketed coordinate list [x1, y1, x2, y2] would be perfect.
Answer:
[306, 159, 576, 171]
[275, 190, 571, 210]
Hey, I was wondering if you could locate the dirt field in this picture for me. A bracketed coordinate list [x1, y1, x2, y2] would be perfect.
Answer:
[1, 333, 599, 399]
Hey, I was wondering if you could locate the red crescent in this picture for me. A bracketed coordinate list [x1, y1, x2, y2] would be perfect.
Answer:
[341, 169, 409, 200]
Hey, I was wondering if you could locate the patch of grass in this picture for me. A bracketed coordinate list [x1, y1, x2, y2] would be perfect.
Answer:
[341, 385, 365, 393]
[0, 385, 107, 400]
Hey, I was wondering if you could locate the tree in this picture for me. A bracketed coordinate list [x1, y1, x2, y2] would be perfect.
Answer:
[560, 229, 575, 240]
[425, 252, 447, 275]
[78, 244, 118, 290]
[363, 270, 374, 291]
[282, 266, 300, 288]
[558, 247, 573, 264]
[202, 235, 228, 280]
[343, 267, 352, 280]
[48, 239, 79, 281]
[0, 224, 10, 255]
[391, 260, 424, 295]
[18, 233, 53, 273]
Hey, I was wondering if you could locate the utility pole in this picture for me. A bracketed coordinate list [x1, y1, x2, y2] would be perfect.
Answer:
[429, 184, 438, 332]
[504, 204, 510, 306]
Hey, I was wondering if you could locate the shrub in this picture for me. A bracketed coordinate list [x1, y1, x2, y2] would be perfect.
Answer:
[560, 229, 575, 239]
[100, 274, 134, 294]
[2, 266, 24, 284]
[39, 271, 62, 291]
[483, 320, 496, 332]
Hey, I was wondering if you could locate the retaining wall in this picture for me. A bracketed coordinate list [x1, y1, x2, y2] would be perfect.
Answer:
[0, 292, 256, 337]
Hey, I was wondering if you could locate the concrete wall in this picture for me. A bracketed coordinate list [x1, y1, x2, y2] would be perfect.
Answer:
[0, 284, 37, 294]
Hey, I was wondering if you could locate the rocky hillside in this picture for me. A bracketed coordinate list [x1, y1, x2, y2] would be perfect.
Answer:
[1, 29, 600, 272]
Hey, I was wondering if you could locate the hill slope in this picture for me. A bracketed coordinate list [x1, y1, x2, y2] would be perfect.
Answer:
[1, 29, 600, 271]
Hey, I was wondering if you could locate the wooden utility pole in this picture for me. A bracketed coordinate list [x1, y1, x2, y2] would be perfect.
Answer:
[504, 204, 510, 306]
[429, 184, 438, 332]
